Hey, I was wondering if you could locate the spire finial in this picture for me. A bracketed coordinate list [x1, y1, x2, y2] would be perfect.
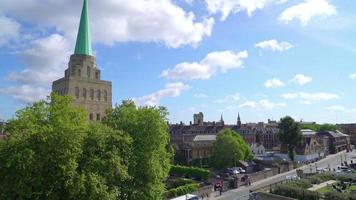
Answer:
[74, 0, 93, 56]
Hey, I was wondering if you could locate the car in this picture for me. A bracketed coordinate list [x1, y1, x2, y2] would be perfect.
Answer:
[285, 175, 300, 180]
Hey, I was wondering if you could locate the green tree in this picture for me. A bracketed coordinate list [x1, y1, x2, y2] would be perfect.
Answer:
[278, 116, 302, 161]
[211, 129, 252, 169]
[0, 94, 132, 200]
[103, 100, 172, 200]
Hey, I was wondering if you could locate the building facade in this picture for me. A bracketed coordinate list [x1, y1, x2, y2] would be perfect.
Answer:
[52, 0, 112, 121]
[339, 124, 356, 145]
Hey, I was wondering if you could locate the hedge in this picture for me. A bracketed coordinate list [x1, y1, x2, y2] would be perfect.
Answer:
[170, 178, 195, 188]
[167, 183, 199, 198]
[170, 165, 211, 180]
[272, 185, 319, 200]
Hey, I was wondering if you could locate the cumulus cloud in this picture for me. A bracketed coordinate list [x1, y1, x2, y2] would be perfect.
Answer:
[0, 0, 214, 48]
[254, 39, 293, 51]
[0, 16, 20, 46]
[205, 0, 287, 21]
[194, 93, 208, 98]
[214, 92, 240, 103]
[161, 50, 248, 80]
[326, 105, 345, 111]
[290, 74, 312, 85]
[264, 78, 285, 88]
[0, 85, 49, 103]
[279, 0, 337, 26]
[133, 82, 190, 106]
[281, 92, 339, 101]
[238, 99, 285, 110]
[349, 73, 356, 79]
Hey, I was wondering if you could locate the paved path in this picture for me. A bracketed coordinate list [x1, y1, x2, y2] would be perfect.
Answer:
[308, 180, 336, 191]
[212, 150, 356, 200]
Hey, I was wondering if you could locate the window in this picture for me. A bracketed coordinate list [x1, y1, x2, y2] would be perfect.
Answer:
[96, 113, 100, 121]
[104, 90, 108, 102]
[83, 88, 87, 99]
[87, 66, 91, 78]
[97, 90, 101, 101]
[71, 67, 76, 76]
[95, 71, 99, 79]
[78, 69, 81, 77]
[90, 89, 94, 100]
[89, 113, 93, 120]
[75, 87, 80, 99]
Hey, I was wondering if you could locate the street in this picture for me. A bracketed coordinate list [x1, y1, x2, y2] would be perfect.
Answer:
[212, 150, 356, 200]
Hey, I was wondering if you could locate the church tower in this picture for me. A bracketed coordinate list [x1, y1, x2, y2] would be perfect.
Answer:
[237, 113, 241, 127]
[52, 0, 112, 121]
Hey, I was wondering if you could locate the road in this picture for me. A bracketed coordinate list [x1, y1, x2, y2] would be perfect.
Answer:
[212, 150, 356, 200]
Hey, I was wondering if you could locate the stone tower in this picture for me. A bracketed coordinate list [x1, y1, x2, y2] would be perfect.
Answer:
[193, 112, 204, 125]
[52, 0, 112, 121]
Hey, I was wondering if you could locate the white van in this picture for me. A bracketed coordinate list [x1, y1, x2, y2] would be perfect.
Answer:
[170, 194, 199, 200]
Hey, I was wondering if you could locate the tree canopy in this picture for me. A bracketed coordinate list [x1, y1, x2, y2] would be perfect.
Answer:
[210, 129, 252, 169]
[300, 123, 340, 132]
[278, 116, 302, 161]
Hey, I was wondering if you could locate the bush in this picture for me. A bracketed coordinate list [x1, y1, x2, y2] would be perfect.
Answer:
[170, 165, 211, 181]
[324, 191, 350, 200]
[170, 178, 195, 188]
[167, 183, 199, 198]
[286, 179, 312, 189]
[272, 185, 319, 200]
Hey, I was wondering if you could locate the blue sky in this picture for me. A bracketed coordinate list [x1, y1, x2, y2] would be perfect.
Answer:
[1, 0, 356, 124]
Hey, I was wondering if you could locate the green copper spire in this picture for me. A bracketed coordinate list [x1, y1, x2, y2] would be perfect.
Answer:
[74, 0, 93, 56]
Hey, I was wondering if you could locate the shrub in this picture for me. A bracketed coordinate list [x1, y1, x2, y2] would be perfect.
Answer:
[171, 178, 195, 188]
[324, 191, 349, 200]
[286, 179, 312, 189]
[170, 165, 211, 181]
[167, 183, 199, 198]
[272, 185, 319, 200]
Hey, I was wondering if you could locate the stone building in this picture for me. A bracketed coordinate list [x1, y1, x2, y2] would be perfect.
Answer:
[317, 130, 350, 154]
[339, 124, 356, 145]
[52, 0, 112, 121]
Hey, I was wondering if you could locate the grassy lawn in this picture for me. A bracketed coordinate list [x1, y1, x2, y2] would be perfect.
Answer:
[317, 185, 333, 195]
[348, 184, 356, 192]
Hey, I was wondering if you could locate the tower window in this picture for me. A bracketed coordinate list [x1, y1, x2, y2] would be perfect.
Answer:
[97, 90, 101, 101]
[89, 113, 93, 120]
[96, 113, 100, 121]
[83, 88, 87, 99]
[71, 67, 76, 76]
[95, 71, 99, 79]
[78, 69, 81, 77]
[87, 66, 91, 78]
[104, 90, 107, 102]
[75, 87, 80, 99]
[90, 89, 94, 100]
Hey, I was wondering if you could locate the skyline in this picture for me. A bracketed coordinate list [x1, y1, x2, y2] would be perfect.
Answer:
[1, 0, 356, 124]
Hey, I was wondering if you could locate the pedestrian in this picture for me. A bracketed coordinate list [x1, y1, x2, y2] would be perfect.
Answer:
[206, 193, 209, 199]
[201, 194, 204, 199]
[219, 188, 222, 196]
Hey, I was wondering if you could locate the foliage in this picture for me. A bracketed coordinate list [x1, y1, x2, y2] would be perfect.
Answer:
[300, 124, 340, 132]
[0, 94, 133, 200]
[324, 191, 356, 200]
[210, 128, 253, 169]
[169, 178, 195, 189]
[272, 185, 319, 200]
[166, 183, 199, 198]
[278, 116, 302, 161]
[285, 179, 312, 189]
[170, 165, 211, 181]
[103, 100, 172, 200]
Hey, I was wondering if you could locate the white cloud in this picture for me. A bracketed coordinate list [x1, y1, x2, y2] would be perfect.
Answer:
[0, 85, 49, 103]
[326, 105, 345, 111]
[264, 78, 285, 88]
[238, 99, 285, 110]
[290, 74, 312, 85]
[239, 101, 256, 108]
[205, 0, 287, 21]
[214, 92, 240, 103]
[259, 99, 286, 110]
[161, 50, 248, 80]
[194, 93, 208, 98]
[0, 16, 20, 46]
[281, 92, 339, 101]
[133, 82, 190, 106]
[1, 0, 214, 48]
[254, 39, 293, 51]
[349, 73, 356, 79]
[279, 0, 337, 26]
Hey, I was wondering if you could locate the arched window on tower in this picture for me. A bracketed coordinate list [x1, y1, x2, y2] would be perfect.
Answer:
[90, 89, 94, 100]
[83, 88, 87, 99]
[97, 90, 101, 101]
[95, 71, 99, 80]
[78, 69, 81, 77]
[75, 87, 80, 99]
[104, 90, 108, 102]
[87, 66, 91, 78]
[71, 67, 76, 76]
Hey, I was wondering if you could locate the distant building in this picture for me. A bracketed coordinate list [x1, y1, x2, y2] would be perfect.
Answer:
[169, 112, 280, 164]
[52, 0, 112, 122]
[250, 143, 266, 156]
[317, 130, 350, 154]
[339, 124, 356, 145]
